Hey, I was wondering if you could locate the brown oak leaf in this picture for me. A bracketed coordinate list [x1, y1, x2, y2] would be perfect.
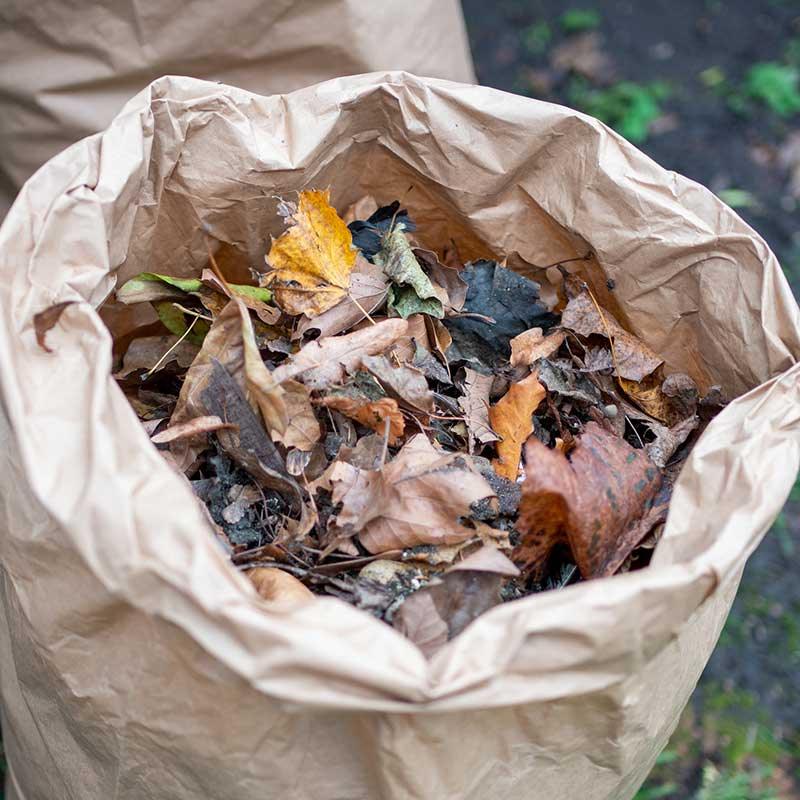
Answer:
[562, 288, 662, 381]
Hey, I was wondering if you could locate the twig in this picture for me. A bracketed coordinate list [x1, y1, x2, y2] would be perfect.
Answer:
[203, 229, 233, 294]
[172, 303, 213, 322]
[532, 251, 594, 271]
[348, 294, 377, 325]
[379, 416, 390, 468]
[144, 316, 199, 379]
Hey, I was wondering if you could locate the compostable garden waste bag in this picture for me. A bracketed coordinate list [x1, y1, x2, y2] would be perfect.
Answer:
[0, 0, 475, 216]
[0, 73, 799, 800]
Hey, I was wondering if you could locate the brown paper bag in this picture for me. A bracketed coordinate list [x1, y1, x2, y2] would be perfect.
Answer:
[0, 73, 798, 800]
[0, 0, 475, 217]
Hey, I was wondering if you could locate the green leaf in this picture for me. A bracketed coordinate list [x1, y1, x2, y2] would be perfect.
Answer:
[560, 8, 601, 33]
[118, 272, 271, 305]
[388, 285, 445, 318]
[375, 228, 444, 319]
[153, 302, 209, 345]
[744, 63, 800, 117]
[571, 81, 670, 143]
[229, 284, 273, 304]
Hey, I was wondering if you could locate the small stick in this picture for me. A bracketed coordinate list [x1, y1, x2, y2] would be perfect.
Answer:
[172, 303, 213, 322]
[144, 316, 199, 379]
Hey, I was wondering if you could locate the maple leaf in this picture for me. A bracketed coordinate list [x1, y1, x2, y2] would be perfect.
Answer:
[489, 372, 546, 480]
[514, 422, 663, 579]
[264, 189, 357, 317]
[329, 434, 495, 552]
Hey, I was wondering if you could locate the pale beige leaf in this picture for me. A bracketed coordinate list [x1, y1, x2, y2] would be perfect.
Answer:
[293, 255, 389, 340]
[562, 288, 662, 381]
[272, 379, 322, 451]
[360, 354, 435, 414]
[330, 434, 494, 552]
[151, 415, 235, 444]
[272, 318, 408, 390]
[459, 368, 499, 450]
[509, 328, 566, 367]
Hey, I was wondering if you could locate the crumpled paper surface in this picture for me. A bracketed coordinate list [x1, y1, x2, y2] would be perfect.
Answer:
[0, 0, 475, 217]
[0, 73, 798, 800]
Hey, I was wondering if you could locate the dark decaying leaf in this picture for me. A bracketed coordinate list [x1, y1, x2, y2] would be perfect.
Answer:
[537, 358, 602, 406]
[444, 260, 559, 364]
[34, 301, 76, 353]
[514, 421, 662, 579]
[348, 201, 416, 259]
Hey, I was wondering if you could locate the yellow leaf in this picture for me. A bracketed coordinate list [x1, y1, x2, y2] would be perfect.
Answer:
[264, 190, 357, 318]
[490, 373, 546, 480]
[619, 375, 671, 423]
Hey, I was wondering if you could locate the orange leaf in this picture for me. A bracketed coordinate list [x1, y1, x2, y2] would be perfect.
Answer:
[489, 372, 546, 480]
[319, 394, 405, 445]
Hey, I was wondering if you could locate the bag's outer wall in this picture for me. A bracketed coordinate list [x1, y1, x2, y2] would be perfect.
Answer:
[0, 74, 798, 800]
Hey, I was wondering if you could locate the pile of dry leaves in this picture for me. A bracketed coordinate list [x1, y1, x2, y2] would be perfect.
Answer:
[93, 190, 723, 656]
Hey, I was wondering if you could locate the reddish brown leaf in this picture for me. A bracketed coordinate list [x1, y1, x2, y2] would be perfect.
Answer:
[319, 394, 405, 445]
[514, 421, 662, 579]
